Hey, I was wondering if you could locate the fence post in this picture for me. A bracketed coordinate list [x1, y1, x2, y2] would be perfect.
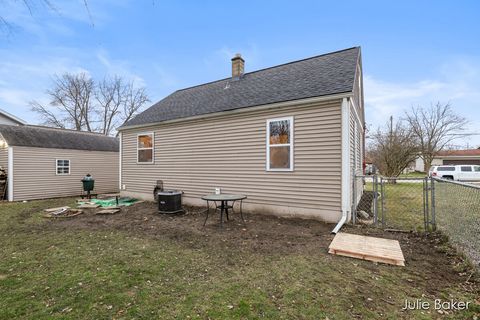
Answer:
[430, 177, 436, 231]
[380, 177, 385, 227]
[373, 175, 378, 224]
[422, 178, 427, 232]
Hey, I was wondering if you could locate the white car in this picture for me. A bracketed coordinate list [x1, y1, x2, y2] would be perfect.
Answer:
[430, 165, 480, 181]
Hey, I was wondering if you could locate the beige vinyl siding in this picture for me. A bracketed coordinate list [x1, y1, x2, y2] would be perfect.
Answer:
[12, 146, 118, 201]
[350, 103, 363, 206]
[121, 99, 343, 222]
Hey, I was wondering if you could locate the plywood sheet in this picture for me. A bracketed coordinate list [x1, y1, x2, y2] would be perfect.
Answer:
[329, 233, 405, 266]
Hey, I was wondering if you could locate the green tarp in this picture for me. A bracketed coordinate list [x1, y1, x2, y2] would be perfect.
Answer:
[79, 197, 138, 208]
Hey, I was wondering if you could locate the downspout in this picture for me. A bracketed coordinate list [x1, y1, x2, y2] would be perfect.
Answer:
[118, 132, 122, 191]
[332, 98, 351, 233]
[7, 146, 13, 201]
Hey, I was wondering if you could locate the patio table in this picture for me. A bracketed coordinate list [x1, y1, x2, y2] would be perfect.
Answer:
[201, 194, 247, 227]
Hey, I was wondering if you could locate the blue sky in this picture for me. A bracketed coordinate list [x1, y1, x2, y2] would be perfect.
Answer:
[1, 0, 479, 146]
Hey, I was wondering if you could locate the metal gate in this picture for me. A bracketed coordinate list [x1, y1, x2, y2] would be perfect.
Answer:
[353, 175, 435, 232]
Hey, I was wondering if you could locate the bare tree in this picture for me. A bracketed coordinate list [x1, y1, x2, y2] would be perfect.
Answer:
[405, 102, 468, 172]
[31, 73, 94, 131]
[370, 116, 419, 177]
[1, 1, 92, 33]
[31, 72, 149, 135]
[95, 76, 149, 135]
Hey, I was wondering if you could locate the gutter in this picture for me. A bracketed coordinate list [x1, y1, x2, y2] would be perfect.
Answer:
[332, 97, 351, 234]
[118, 92, 353, 131]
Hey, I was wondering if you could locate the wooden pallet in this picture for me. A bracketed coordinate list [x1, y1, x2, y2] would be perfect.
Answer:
[328, 233, 405, 266]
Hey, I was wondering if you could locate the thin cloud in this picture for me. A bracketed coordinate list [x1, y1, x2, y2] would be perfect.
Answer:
[96, 49, 146, 87]
[365, 59, 480, 146]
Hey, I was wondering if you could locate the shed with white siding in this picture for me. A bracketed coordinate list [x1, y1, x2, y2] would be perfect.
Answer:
[118, 47, 365, 225]
[0, 125, 119, 201]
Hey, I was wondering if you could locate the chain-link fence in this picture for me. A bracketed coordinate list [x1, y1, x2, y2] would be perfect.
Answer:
[380, 177, 431, 232]
[353, 174, 480, 267]
[353, 175, 430, 232]
[432, 178, 480, 267]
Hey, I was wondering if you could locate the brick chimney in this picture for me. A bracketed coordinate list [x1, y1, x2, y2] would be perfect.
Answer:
[231, 53, 244, 79]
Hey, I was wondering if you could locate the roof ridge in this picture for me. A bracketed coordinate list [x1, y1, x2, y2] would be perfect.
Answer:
[174, 46, 360, 93]
[22, 124, 117, 138]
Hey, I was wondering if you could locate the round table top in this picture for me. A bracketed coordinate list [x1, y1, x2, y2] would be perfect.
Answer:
[201, 194, 247, 201]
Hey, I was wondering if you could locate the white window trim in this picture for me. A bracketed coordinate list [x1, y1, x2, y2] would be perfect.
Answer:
[137, 132, 155, 164]
[266, 116, 294, 172]
[55, 159, 71, 176]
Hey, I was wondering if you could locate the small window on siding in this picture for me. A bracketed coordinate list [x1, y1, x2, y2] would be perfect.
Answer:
[266, 117, 294, 171]
[137, 133, 154, 163]
[56, 159, 70, 175]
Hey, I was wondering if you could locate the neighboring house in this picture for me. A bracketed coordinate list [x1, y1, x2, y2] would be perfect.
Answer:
[414, 149, 480, 172]
[0, 108, 26, 126]
[118, 47, 365, 223]
[0, 125, 119, 201]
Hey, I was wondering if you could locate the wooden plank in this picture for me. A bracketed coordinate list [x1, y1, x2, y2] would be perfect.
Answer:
[44, 206, 70, 212]
[96, 208, 121, 215]
[328, 233, 405, 266]
[77, 203, 100, 209]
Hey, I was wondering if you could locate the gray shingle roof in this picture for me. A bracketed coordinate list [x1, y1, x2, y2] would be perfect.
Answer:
[121, 47, 360, 128]
[0, 125, 119, 152]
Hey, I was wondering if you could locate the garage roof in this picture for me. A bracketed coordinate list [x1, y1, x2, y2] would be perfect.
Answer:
[436, 149, 480, 157]
[0, 125, 119, 152]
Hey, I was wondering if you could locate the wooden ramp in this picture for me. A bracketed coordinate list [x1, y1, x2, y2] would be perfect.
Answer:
[329, 233, 405, 266]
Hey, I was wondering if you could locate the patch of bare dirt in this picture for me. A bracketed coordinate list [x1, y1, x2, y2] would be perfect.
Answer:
[43, 202, 336, 255]
[38, 201, 479, 299]
[344, 225, 479, 296]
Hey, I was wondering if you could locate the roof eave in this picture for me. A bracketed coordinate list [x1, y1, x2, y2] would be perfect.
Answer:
[118, 92, 353, 131]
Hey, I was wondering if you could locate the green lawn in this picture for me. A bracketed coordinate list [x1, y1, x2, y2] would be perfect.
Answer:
[382, 181, 427, 231]
[364, 181, 427, 231]
[398, 172, 427, 178]
[0, 198, 478, 319]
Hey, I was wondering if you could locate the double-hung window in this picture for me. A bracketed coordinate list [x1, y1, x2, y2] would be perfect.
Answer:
[56, 159, 70, 175]
[137, 133, 154, 163]
[266, 117, 294, 171]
